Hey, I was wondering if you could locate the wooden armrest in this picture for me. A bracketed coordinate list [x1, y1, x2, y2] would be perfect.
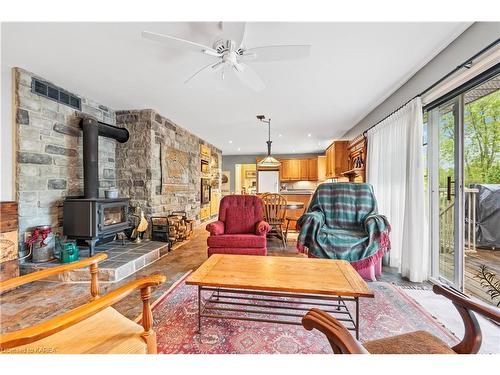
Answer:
[0, 254, 107, 294]
[0, 274, 166, 350]
[302, 308, 368, 354]
[433, 284, 500, 354]
[433, 284, 500, 323]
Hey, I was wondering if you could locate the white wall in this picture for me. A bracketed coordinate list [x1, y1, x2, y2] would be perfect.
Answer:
[343, 22, 500, 139]
[1, 61, 14, 201]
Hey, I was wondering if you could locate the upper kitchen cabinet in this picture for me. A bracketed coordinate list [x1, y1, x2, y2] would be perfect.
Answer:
[280, 157, 319, 181]
[299, 159, 309, 180]
[342, 135, 367, 182]
[307, 158, 318, 180]
[325, 140, 349, 179]
[287, 159, 301, 180]
[317, 155, 326, 181]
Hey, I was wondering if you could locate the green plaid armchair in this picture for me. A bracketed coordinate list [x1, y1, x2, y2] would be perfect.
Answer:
[297, 183, 390, 279]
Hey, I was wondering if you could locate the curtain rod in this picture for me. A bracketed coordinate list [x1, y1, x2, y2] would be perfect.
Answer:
[362, 37, 500, 136]
[362, 95, 418, 136]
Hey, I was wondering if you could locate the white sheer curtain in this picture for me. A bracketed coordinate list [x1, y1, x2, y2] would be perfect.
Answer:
[367, 97, 428, 282]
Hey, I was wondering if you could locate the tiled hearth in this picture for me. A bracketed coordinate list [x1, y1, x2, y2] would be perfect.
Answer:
[20, 240, 168, 283]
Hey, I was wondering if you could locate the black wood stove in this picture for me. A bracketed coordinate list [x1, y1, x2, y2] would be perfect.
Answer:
[63, 117, 130, 256]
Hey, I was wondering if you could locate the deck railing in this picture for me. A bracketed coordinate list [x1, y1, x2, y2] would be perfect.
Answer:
[439, 187, 479, 253]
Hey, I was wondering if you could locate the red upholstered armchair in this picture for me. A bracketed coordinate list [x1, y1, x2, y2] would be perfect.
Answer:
[206, 195, 271, 256]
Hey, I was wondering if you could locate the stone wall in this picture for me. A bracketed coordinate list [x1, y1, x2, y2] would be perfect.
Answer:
[14, 68, 117, 243]
[15, 67, 220, 249]
[115, 109, 221, 224]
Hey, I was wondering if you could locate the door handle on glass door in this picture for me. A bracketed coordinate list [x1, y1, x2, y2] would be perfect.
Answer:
[446, 176, 453, 201]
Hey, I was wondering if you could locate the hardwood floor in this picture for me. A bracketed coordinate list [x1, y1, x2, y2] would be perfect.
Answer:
[0, 226, 430, 334]
[1, 227, 210, 334]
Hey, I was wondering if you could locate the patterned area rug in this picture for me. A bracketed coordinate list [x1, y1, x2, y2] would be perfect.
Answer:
[152, 275, 458, 354]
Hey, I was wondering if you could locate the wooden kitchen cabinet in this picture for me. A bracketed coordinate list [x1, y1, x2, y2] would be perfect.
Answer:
[281, 159, 300, 181]
[299, 159, 309, 180]
[280, 157, 320, 181]
[279, 159, 289, 180]
[307, 158, 318, 180]
[325, 141, 349, 179]
[342, 135, 367, 182]
[292, 159, 302, 180]
[325, 145, 333, 177]
[317, 155, 326, 181]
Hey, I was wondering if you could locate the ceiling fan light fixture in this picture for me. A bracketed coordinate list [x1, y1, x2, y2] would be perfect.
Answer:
[141, 24, 310, 91]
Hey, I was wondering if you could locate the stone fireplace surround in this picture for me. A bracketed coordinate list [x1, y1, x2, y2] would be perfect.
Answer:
[14, 67, 221, 256]
[115, 109, 221, 224]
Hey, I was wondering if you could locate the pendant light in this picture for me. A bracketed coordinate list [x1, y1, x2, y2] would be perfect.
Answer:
[256, 115, 281, 168]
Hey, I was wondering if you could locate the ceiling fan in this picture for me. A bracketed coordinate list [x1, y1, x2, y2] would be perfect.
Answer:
[142, 22, 311, 91]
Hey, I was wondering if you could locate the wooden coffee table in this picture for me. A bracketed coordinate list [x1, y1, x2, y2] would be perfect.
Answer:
[186, 254, 374, 339]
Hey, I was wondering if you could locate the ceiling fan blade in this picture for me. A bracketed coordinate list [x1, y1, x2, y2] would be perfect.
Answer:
[222, 22, 246, 48]
[203, 49, 223, 57]
[238, 53, 257, 62]
[184, 62, 220, 84]
[211, 61, 226, 72]
[142, 31, 220, 56]
[243, 45, 311, 62]
[233, 63, 265, 92]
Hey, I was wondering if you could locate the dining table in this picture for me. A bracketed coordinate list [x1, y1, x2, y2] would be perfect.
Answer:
[285, 201, 305, 210]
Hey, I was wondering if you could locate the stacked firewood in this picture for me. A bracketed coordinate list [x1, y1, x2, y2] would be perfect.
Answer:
[167, 212, 194, 244]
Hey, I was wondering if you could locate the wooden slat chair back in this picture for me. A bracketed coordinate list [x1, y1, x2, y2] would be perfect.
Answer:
[262, 193, 287, 225]
[262, 193, 288, 247]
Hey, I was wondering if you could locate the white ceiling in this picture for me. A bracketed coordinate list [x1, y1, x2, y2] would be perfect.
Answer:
[1, 22, 470, 155]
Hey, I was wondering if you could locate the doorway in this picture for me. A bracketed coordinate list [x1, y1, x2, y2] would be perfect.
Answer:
[428, 73, 500, 305]
[234, 164, 257, 195]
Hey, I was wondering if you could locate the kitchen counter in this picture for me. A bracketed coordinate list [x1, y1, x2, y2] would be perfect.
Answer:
[279, 190, 314, 195]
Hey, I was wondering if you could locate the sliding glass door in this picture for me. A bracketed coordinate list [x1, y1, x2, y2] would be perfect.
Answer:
[429, 97, 464, 288]
[428, 73, 499, 299]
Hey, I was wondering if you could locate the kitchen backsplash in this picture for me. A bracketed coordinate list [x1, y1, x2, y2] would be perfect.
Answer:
[281, 180, 319, 191]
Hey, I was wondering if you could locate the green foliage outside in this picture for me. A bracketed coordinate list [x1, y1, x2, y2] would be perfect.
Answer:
[438, 89, 500, 187]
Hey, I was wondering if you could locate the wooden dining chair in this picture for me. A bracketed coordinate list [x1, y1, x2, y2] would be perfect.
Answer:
[262, 193, 288, 247]
[302, 284, 500, 354]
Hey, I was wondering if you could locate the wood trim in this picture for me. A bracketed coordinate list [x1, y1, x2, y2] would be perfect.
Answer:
[0, 253, 107, 293]
[0, 274, 166, 350]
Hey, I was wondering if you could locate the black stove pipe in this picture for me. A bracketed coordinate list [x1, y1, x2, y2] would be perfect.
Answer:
[80, 117, 129, 199]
